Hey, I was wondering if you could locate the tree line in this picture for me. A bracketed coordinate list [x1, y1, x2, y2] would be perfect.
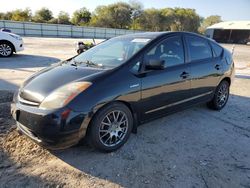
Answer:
[0, 1, 222, 33]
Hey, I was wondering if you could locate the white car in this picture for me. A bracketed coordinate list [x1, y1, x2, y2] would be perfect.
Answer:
[0, 29, 24, 57]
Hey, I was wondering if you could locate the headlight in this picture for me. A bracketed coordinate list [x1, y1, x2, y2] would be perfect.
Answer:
[9, 34, 22, 41]
[39, 81, 92, 110]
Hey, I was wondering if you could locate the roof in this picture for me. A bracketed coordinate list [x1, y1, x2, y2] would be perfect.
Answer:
[117, 32, 169, 39]
[207, 21, 250, 30]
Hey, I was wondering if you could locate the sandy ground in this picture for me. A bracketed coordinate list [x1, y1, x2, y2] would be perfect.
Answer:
[0, 38, 250, 188]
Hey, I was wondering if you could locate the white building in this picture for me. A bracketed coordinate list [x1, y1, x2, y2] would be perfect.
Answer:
[205, 21, 250, 44]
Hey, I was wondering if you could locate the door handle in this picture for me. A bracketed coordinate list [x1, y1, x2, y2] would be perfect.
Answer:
[180, 72, 189, 79]
[215, 64, 220, 70]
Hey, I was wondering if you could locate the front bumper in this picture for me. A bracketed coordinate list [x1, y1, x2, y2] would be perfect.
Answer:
[11, 102, 90, 150]
[14, 39, 24, 52]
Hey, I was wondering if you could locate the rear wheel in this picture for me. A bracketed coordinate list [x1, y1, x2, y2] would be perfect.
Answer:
[207, 80, 230, 110]
[88, 102, 133, 152]
[0, 41, 14, 57]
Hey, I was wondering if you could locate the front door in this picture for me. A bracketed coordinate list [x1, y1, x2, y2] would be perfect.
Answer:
[139, 35, 191, 120]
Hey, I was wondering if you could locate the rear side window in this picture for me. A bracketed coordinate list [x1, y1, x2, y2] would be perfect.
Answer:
[210, 42, 223, 57]
[186, 35, 212, 62]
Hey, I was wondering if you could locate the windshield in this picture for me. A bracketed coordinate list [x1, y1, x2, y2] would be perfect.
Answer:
[72, 37, 151, 68]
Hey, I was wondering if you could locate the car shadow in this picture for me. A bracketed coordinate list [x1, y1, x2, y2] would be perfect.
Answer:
[51, 94, 250, 187]
[0, 79, 19, 91]
[0, 54, 61, 70]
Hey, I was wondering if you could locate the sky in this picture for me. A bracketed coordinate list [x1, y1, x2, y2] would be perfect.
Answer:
[0, 0, 249, 21]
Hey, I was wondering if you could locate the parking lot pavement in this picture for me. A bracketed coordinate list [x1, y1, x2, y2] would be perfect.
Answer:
[0, 37, 102, 90]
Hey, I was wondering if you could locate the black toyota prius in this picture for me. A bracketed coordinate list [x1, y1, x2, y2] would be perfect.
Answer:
[11, 32, 235, 152]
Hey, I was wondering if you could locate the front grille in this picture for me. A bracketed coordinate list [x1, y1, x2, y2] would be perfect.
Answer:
[18, 95, 40, 106]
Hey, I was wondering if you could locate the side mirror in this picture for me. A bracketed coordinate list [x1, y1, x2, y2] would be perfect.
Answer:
[145, 59, 165, 70]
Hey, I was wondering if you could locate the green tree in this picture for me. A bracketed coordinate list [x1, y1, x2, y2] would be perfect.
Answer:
[90, 6, 112, 27]
[47, 18, 58, 24]
[130, 0, 144, 29]
[171, 8, 201, 32]
[57, 11, 71, 24]
[33, 7, 53, 23]
[199, 15, 222, 33]
[90, 2, 132, 29]
[11, 8, 32, 21]
[0, 11, 13, 20]
[133, 7, 201, 32]
[160, 8, 175, 31]
[111, 2, 132, 28]
[0, 13, 5, 20]
[71, 7, 91, 26]
[136, 9, 163, 31]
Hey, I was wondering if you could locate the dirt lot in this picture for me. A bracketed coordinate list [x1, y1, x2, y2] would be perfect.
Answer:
[0, 38, 250, 188]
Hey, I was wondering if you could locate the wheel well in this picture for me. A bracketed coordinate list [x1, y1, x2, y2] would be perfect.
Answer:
[0, 40, 16, 52]
[221, 77, 231, 86]
[116, 100, 138, 133]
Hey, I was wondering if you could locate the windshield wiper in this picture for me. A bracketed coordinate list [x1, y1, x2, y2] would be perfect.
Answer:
[80, 60, 103, 68]
[70, 59, 104, 68]
[67, 59, 78, 67]
[84, 60, 99, 67]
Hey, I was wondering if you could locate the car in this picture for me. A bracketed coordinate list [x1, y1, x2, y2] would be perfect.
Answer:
[0, 29, 24, 57]
[11, 32, 235, 152]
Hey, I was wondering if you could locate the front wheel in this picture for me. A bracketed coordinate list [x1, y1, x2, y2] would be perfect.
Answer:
[207, 80, 230, 110]
[0, 41, 14, 57]
[88, 102, 133, 152]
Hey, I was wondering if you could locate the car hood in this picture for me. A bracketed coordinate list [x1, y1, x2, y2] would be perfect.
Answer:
[19, 64, 106, 103]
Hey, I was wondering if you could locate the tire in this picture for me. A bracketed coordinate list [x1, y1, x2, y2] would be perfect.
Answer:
[207, 80, 230, 110]
[0, 41, 14, 57]
[77, 49, 83, 54]
[88, 102, 133, 152]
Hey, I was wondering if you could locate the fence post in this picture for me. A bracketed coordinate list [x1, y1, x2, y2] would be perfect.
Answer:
[23, 22, 25, 36]
[104, 28, 107, 39]
[71, 25, 73, 38]
[81, 27, 84, 38]
[57, 24, 59, 37]
[40, 23, 43, 37]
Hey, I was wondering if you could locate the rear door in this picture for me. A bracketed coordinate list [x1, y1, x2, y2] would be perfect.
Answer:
[184, 34, 223, 98]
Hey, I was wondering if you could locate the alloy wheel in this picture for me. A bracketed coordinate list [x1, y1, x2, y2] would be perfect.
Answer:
[99, 110, 128, 147]
[0, 43, 12, 57]
[216, 82, 229, 108]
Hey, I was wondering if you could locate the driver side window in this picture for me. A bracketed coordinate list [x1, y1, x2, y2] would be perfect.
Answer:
[145, 36, 185, 68]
